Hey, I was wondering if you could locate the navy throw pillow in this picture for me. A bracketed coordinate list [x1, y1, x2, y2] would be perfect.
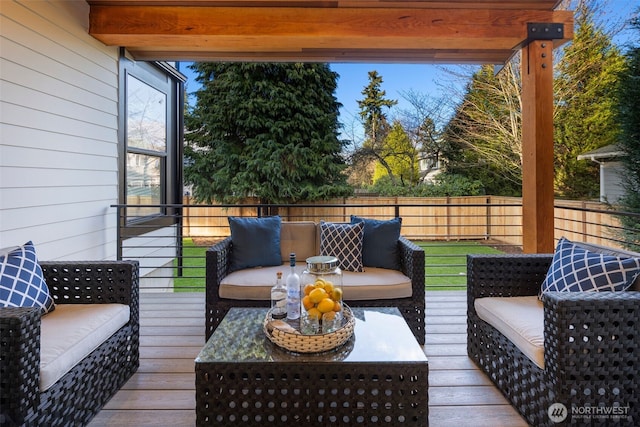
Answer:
[228, 216, 282, 271]
[350, 216, 402, 270]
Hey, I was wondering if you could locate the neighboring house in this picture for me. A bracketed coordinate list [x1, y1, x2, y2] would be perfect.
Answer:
[577, 144, 625, 204]
[419, 156, 441, 183]
[1, 1, 184, 289]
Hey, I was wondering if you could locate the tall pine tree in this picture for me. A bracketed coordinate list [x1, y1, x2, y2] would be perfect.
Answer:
[350, 71, 398, 186]
[554, 0, 626, 199]
[616, 10, 640, 248]
[357, 71, 398, 146]
[184, 62, 352, 204]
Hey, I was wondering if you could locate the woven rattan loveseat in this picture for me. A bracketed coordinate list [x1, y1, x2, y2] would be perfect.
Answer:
[206, 220, 425, 344]
[467, 252, 640, 426]
[0, 261, 139, 426]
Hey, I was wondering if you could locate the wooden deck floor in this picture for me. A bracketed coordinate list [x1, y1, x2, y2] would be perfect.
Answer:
[88, 291, 527, 427]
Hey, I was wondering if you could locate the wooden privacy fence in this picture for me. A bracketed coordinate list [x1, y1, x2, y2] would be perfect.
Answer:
[181, 196, 624, 250]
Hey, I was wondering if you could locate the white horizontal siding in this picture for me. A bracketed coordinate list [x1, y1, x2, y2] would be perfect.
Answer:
[2, 215, 116, 260]
[0, 0, 119, 260]
[1, 145, 115, 172]
[1, 122, 115, 157]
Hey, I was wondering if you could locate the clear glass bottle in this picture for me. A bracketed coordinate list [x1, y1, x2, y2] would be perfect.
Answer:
[300, 256, 343, 334]
[286, 253, 301, 321]
[270, 271, 286, 320]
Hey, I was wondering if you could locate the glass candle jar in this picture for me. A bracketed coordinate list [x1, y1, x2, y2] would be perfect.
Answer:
[300, 256, 344, 335]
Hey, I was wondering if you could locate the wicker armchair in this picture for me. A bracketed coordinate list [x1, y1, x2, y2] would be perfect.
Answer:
[206, 236, 425, 344]
[467, 254, 640, 426]
[0, 261, 139, 427]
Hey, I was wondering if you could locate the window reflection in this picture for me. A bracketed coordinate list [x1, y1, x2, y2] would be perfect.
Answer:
[127, 153, 162, 218]
[126, 75, 166, 218]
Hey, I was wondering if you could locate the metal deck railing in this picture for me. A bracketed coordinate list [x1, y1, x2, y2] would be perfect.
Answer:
[112, 198, 640, 291]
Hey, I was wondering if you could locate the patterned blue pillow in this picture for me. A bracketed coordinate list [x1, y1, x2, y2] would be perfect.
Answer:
[320, 221, 364, 272]
[0, 241, 55, 314]
[541, 237, 640, 295]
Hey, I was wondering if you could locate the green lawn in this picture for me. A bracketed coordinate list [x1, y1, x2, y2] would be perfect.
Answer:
[173, 238, 207, 292]
[172, 239, 505, 292]
[417, 241, 504, 290]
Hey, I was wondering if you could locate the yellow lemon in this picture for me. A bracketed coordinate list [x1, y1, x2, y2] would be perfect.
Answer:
[331, 288, 343, 302]
[303, 284, 315, 296]
[317, 298, 335, 313]
[307, 307, 321, 320]
[302, 295, 314, 310]
[309, 288, 328, 304]
[323, 281, 334, 294]
[333, 301, 342, 312]
[323, 311, 336, 321]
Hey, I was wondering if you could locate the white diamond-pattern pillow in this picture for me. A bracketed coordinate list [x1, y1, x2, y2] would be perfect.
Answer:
[319, 222, 364, 272]
[0, 241, 55, 314]
[541, 237, 640, 295]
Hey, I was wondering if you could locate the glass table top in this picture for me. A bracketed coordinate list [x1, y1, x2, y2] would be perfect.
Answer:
[196, 307, 427, 364]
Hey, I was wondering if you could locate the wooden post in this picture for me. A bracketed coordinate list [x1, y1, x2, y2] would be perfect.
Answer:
[521, 40, 555, 253]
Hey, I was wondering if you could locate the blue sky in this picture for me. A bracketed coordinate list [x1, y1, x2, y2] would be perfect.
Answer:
[178, 0, 637, 141]
[328, 63, 467, 141]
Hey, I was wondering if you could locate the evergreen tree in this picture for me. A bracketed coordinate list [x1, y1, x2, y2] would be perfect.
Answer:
[554, 0, 627, 199]
[350, 71, 398, 186]
[616, 10, 640, 248]
[357, 71, 398, 146]
[184, 62, 352, 204]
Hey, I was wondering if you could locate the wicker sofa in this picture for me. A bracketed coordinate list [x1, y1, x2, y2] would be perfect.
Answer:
[0, 261, 139, 427]
[206, 221, 425, 344]
[467, 250, 640, 426]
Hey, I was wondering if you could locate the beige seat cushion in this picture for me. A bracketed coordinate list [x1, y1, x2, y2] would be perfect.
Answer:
[342, 269, 412, 300]
[220, 265, 412, 301]
[474, 296, 544, 369]
[279, 221, 318, 263]
[39, 303, 130, 391]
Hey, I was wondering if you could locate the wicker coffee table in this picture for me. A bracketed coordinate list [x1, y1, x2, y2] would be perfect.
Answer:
[195, 307, 428, 426]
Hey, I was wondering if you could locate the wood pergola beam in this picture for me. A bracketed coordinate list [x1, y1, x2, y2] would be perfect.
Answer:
[89, 5, 573, 63]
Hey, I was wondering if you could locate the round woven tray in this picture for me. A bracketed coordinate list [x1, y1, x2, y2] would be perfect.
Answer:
[263, 305, 355, 353]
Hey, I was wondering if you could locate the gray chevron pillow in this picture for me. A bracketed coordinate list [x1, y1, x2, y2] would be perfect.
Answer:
[319, 221, 364, 272]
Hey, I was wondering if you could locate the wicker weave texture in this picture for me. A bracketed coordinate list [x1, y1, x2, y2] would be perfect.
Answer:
[0, 261, 139, 427]
[196, 362, 429, 426]
[0, 308, 41, 427]
[467, 254, 640, 426]
[206, 234, 425, 344]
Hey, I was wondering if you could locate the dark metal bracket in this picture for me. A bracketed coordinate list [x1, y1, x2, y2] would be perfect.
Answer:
[527, 23, 564, 41]
[485, 22, 565, 73]
[517, 23, 564, 74]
